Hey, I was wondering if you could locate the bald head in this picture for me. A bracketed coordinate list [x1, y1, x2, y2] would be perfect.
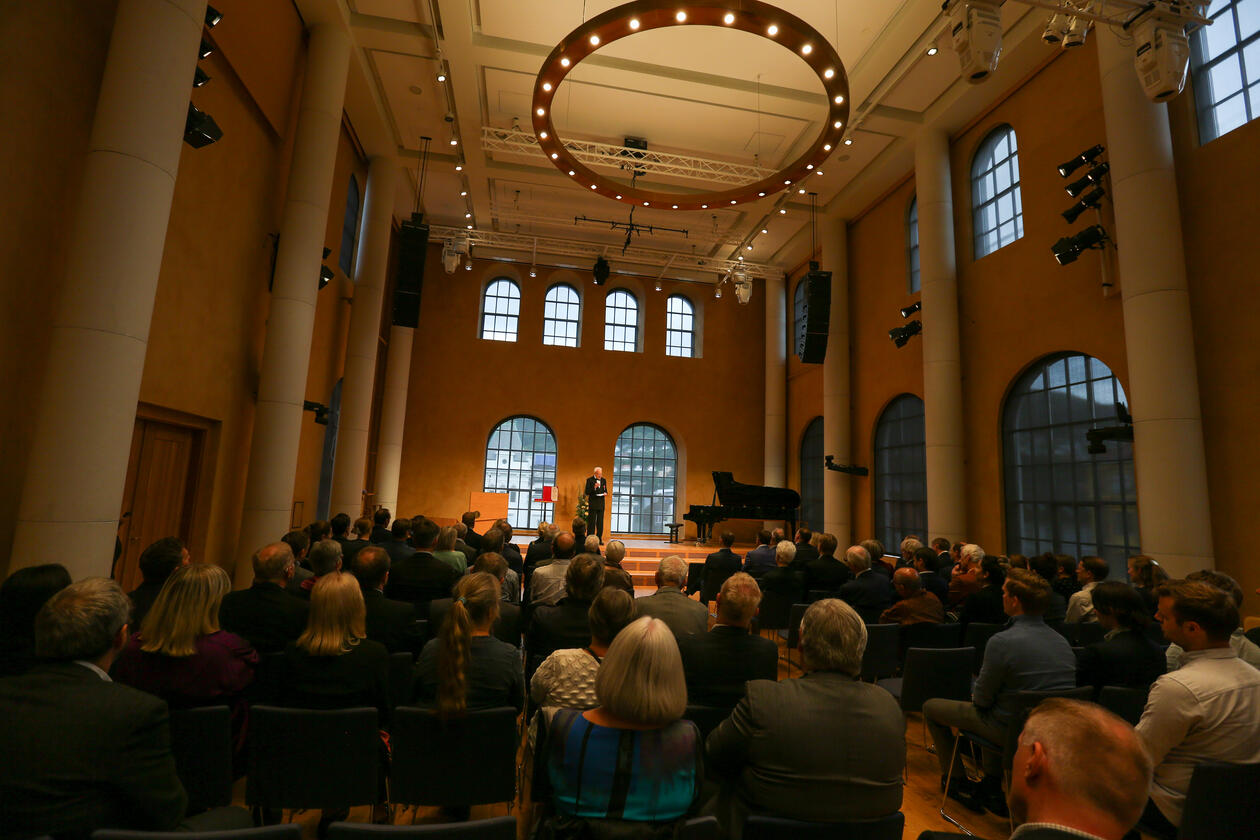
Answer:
[253, 542, 295, 583]
[892, 567, 921, 595]
[552, 531, 576, 560]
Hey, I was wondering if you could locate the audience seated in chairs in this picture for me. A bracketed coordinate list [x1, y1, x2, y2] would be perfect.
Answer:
[494, 519, 524, 574]
[582, 535, 602, 556]
[526, 522, 557, 570]
[531, 587, 637, 711]
[415, 572, 524, 714]
[1008, 698, 1153, 840]
[879, 567, 944, 626]
[1052, 554, 1081, 602]
[1065, 555, 1107, 623]
[432, 526, 469, 576]
[460, 510, 482, 551]
[127, 537, 190, 628]
[430, 553, 521, 646]
[838, 545, 894, 624]
[528, 555, 606, 677]
[530, 532, 578, 607]
[385, 517, 459, 612]
[1029, 553, 1069, 622]
[701, 531, 743, 603]
[742, 530, 776, 579]
[801, 532, 850, 596]
[898, 536, 923, 569]
[1163, 569, 1260, 671]
[956, 556, 1007, 628]
[635, 555, 710, 638]
[759, 541, 804, 610]
[282, 529, 315, 595]
[860, 539, 891, 578]
[704, 599, 905, 838]
[1135, 579, 1260, 835]
[912, 546, 949, 606]
[382, 518, 416, 567]
[946, 544, 983, 609]
[677, 573, 778, 709]
[294, 539, 346, 601]
[535, 616, 702, 827]
[1126, 554, 1167, 617]
[789, 527, 819, 572]
[350, 546, 424, 654]
[219, 542, 308, 654]
[0, 562, 71, 677]
[1075, 580, 1165, 695]
[600, 539, 636, 594]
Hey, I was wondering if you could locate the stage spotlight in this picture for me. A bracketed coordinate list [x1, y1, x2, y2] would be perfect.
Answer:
[1042, 13, 1068, 45]
[193, 66, 210, 88]
[946, 0, 1004, 83]
[899, 301, 921, 319]
[1066, 162, 1110, 197]
[1062, 187, 1106, 223]
[199, 38, 214, 60]
[1058, 144, 1104, 178]
[1062, 15, 1091, 48]
[183, 103, 222, 148]
[593, 256, 610, 285]
[889, 320, 922, 349]
[1051, 224, 1108, 265]
[529, 266, 537, 278]
[734, 277, 752, 304]
[205, 5, 222, 28]
[318, 265, 334, 290]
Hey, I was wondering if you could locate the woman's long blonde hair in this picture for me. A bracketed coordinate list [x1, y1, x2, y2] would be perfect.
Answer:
[297, 572, 366, 656]
[437, 572, 499, 718]
[139, 563, 230, 656]
[436, 525, 458, 552]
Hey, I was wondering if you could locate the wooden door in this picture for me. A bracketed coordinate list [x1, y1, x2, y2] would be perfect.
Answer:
[115, 419, 201, 591]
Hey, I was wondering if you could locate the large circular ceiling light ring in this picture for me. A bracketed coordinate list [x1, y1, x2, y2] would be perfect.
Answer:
[531, 0, 849, 212]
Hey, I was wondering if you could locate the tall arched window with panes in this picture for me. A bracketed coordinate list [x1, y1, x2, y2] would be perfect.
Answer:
[543, 283, 581, 347]
[338, 175, 360, 276]
[971, 125, 1024, 259]
[1189, 0, 1259, 143]
[907, 195, 920, 293]
[483, 416, 557, 529]
[604, 289, 639, 352]
[1002, 353, 1139, 572]
[873, 395, 927, 552]
[799, 417, 824, 531]
[611, 424, 676, 534]
[665, 295, 695, 357]
[480, 278, 520, 342]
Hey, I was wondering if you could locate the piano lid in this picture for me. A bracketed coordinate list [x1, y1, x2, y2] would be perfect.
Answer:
[712, 471, 801, 509]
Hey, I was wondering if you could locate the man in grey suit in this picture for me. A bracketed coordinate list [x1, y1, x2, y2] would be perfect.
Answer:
[634, 555, 709, 638]
[704, 598, 905, 838]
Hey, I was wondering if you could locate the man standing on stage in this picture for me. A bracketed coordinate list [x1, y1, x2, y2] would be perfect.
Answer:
[584, 466, 608, 543]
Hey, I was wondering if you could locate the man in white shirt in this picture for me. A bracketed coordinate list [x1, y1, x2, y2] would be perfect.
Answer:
[1064, 555, 1107, 623]
[1136, 580, 1260, 833]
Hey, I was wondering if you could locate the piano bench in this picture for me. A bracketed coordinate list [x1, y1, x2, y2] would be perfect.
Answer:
[666, 522, 684, 543]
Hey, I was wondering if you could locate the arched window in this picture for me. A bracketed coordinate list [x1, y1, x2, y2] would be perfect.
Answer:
[793, 279, 808, 355]
[611, 424, 676, 534]
[1189, 0, 1260, 143]
[799, 417, 824, 531]
[1003, 353, 1138, 571]
[604, 289, 639, 352]
[338, 175, 360, 276]
[483, 416, 557, 529]
[665, 294, 695, 357]
[971, 125, 1024, 259]
[480, 278, 520, 342]
[907, 196, 921, 293]
[543, 283, 581, 347]
[873, 395, 927, 552]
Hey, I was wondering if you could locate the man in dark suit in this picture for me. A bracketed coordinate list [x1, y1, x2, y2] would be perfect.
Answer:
[429, 553, 521, 646]
[678, 573, 777, 708]
[1007, 699, 1153, 840]
[913, 546, 950, 605]
[454, 522, 478, 567]
[790, 527, 819, 572]
[1076, 581, 1165, 694]
[583, 467, 608, 542]
[0, 578, 250, 837]
[705, 598, 905, 833]
[219, 542, 309, 653]
[351, 546, 424, 654]
[803, 532, 851, 595]
[701, 531, 742, 604]
[837, 545, 894, 623]
[383, 517, 416, 566]
[461, 510, 483, 551]
[526, 523, 557, 571]
[128, 537, 189, 628]
[494, 519, 524, 573]
[282, 529, 314, 595]
[331, 512, 367, 566]
[636, 556, 710, 638]
[385, 517, 459, 614]
[370, 508, 392, 544]
[527, 555, 604, 678]
[293, 538, 344, 600]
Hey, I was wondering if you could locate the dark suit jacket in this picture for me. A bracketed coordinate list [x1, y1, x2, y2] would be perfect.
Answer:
[525, 538, 554, 571]
[0, 661, 188, 838]
[959, 585, 1007, 627]
[370, 525, 392, 544]
[636, 587, 710, 638]
[705, 671, 904, 830]
[1076, 628, 1166, 692]
[219, 580, 309, 654]
[464, 527, 483, 551]
[584, 476, 608, 509]
[501, 541, 524, 574]
[361, 587, 425, 653]
[790, 542, 819, 572]
[677, 626, 778, 708]
[385, 551, 459, 611]
[456, 539, 477, 567]
[839, 570, 895, 623]
[602, 563, 635, 594]
[760, 567, 805, 607]
[527, 597, 594, 671]
[383, 538, 416, 566]
[803, 556, 852, 594]
[428, 597, 521, 647]
[918, 569, 949, 604]
[743, 545, 776, 577]
[281, 639, 391, 725]
[128, 580, 166, 629]
[701, 549, 743, 602]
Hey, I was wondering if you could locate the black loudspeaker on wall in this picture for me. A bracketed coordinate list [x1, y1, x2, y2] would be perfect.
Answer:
[796, 267, 831, 364]
[391, 213, 430, 328]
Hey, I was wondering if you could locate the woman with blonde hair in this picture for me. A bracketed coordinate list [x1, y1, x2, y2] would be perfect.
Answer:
[414, 572, 523, 716]
[537, 616, 701, 822]
[113, 562, 257, 707]
[433, 525, 468, 574]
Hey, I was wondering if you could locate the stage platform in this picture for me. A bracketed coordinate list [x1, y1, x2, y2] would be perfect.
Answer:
[606, 536, 753, 588]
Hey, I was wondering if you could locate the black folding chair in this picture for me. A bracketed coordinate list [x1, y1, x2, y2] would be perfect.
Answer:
[899, 622, 964, 662]
[168, 705, 233, 815]
[326, 817, 516, 840]
[1097, 685, 1148, 725]
[246, 707, 380, 815]
[962, 622, 1005, 674]
[1172, 760, 1260, 839]
[94, 827, 300, 840]
[878, 647, 974, 751]
[779, 602, 808, 674]
[685, 562, 704, 596]
[859, 624, 900, 682]
[743, 812, 904, 840]
[388, 651, 416, 710]
[390, 707, 518, 808]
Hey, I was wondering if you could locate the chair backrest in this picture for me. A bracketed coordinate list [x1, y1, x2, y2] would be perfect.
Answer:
[685, 562, 704, 595]
[167, 705, 233, 815]
[326, 816, 517, 840]
[246, 706, 379, 811]
[1096, 685, 1149, 726]
[898, 647, 975, 713]
[860, 624, 901, 682]
[1001, 687, 1095, 770]
[679, 817, 719, 840]
[962, 622, 1005, 674]
[743, 812, 904, 840]
[899, 622, 963, 658]
[786, 603, 808, 649]
[248, 651, 288, 704]
[684, 704, 734, 740]
[93, 825, 302, 840]
[388, 651, 416, 709]
[1177, 760, 1260, 839]
[758, 590, 794, 632]
[390, 706, 518, 806]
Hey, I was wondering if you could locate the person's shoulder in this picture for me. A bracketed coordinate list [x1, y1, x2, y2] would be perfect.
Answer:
[356, 638, 390, 660]
[204, 630, 255, 656]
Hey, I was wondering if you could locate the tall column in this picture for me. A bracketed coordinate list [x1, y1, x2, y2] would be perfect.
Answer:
[915, 127, 968, 544]
[9, 0, 206, 578]
[764, 272, 787, 502]
[1097, 31, 1213, 576]
[821, 215, 851, 544]
[329, 156, 398, 518]
[235, 24, 351, 584]
[373, 325, 414, 517]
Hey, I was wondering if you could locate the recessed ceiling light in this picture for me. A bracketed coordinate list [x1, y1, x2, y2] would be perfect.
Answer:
[844, 138, 853, 145]
[834, 95, 844, 104]
[460, 190, 467, 196]
[824, 144, 832, 151]
[927, 46, 939, 56]
[568, 170, 575, 176]
[779, 208, 787, 214]
[589, 35, 600, 45]
[550, 152, 558, 159]
[644, 201, 650, 205]
[761, 228, 768, 234]
[784, 180, 791, 185]
[701, 204, 708, 208]
[723, 12, 734, 24]
[630, 18, 640, 29]
[465, 212, 472, 218]
[815, 170, 823, 175]
[542, 82, 552, 91]
[616, 194, 622, 199]
[539, 131, 548, 139]
[675, 11, 686, 22]
[536, 107, 545, 116]
[798, 188, 806, 194]
[455, 164, 463, 171]
[466, 224, 473, 229]
[801, 44, 812, 55]
[450, 138, 458, 145]
[591, 184, 597, 189]
[833, 120, 843, 129]
[672, 204, 678, 209]
[758, 192, 766, 196]
[560, 57, 570, 67]
[730, 199, 737, 204]
[435, 73, 446, 82]
[806, 164, 814, 170]
[767, 24, 778, 35]
[746, 244, 753, 250]
[824, 68, 835, 79]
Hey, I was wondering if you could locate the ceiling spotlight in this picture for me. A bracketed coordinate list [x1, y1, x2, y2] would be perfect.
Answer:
[1058, 144, 1105, 178]
[540, 131, 548, 139]
[589, 35, 600, 45]
[927, 45, 939, 56]
[758, 192, 766, 197]
[889, 319, 922, 348]
[465, 258, 473, 270]
[183, 103, 222, 148]
[807, 164, 814, 170]
[723, 13, 735, 24]
[437, 71, 447, 82]
[834, 95, 844, 104]
[655, 280, 663, 291]
[616, 194, 622, 199]
[1066, 162, 1110, 197]
[737, 255, 744, 260]
[529, 266, 537, 277]
[900, 301, 922, 319]
[676, 11, 687, 22]
[833, 120, 843, 129]
[542, 82, 552, 92]
[1062, 187, 1106, 223]
[550, 153, 558, 159]
[715, 284, 722, 298]
[199, 39, 214, 60]
[672, 204, 678, 209]
[536, 107, 545, 116]
[761, 228, 768, 234]
[630, 18, 640, 29]
[318, 265, 334, 290]
[779, 208, 786, 214]
[593, 256, 611, 285]
[465, 212, 472, 219]
[449, 138, 458, 146]
[824, 68, 835, 79]
[1051, 224, 1109, 265]
[824, 144, 832, 151]
[455, 164, 463, 171]
[193, 66, 210, 87]
[568, 170, 575, 176]
[802, 44, 813, 55]
[205, 5, 222, 27]
[560, 57, 570, 67]
[735, 276, 753, 304]
[746, 244, 753, 250]
[767, 24, 779, 36]
[466, 224, 472, 229]
[844, 138, 853, 146]
[460, 190, 468, 197]
[798, 188, 806, 194]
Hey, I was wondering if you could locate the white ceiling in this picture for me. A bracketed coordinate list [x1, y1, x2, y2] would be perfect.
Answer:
[322, 0, 1059, 280]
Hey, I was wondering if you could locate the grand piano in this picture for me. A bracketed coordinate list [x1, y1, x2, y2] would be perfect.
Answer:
[683, 471, 801, 543]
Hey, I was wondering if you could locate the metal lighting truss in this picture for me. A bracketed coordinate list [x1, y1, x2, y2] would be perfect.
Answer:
[1005, 0, 1209, 28]
[430, 224, 783, 281]
[481, 127, 775, 187]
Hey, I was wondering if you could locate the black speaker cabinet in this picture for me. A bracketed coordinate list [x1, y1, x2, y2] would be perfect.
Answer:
[391, 215, 429, 328]
[796, 269, 831, 364]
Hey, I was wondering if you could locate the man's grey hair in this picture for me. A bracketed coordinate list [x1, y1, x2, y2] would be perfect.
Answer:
[799, 598, 867, 676]
[718, 573, 762, 624]
[774, 540, 797, 566]
[657, 555, 688, 587]
[844, 544, 872, 572]
[960, 543, 985, 567]
[309, 538, 344, 576]
[900, 537, 923, 556]
[605, 539, 626, 565]
[253, 542, 295, 581]
[34, 578, 132, 661]
[584, 535, 601, 553]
